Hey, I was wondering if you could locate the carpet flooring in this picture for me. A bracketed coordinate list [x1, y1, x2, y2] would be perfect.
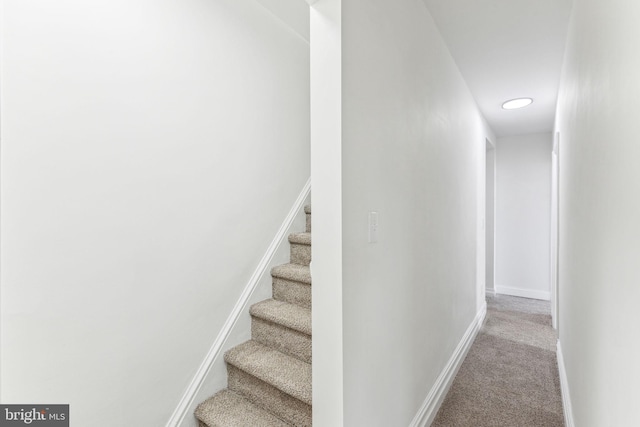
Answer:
[432, 294, 564, 427]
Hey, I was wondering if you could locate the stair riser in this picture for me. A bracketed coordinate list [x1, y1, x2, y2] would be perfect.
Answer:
[306, 213, 311, 233]
[272, 277, 311, 309]
[227, 365, 312, 427]
[252, 317, 312, 363]
[290, 243, 311, 266]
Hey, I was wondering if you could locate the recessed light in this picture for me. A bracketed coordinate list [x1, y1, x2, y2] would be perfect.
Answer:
[502, 98, 533, 110]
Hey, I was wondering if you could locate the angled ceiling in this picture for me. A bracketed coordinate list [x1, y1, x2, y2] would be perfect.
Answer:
[423, 0, 573, 137]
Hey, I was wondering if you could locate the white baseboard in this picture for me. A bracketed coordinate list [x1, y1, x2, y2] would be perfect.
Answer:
[485, 288, 496, 297]
[495, 285, 550, 301]
[409, 302, 487, 427]
[165, 178, 311, 427]
[557, 340, 575, 427]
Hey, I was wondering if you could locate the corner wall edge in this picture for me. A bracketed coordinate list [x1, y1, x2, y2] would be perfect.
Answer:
[557, 340, 575, 427]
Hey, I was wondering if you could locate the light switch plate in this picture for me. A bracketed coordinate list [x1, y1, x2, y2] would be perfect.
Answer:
[368, 211, 378, 243]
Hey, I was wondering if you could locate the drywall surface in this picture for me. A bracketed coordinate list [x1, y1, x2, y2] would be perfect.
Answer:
[255, 0, 310, 41]
[340, 0, 495, 424]
[486, 145, 495, 292]
[554, 0, 640, 425]
[0, 1, 309, 426]
[495, 133, 552, 300]
[310, 0, 344, 425]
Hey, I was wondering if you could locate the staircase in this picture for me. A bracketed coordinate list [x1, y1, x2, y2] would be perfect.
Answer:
[195, 205, 312, 427]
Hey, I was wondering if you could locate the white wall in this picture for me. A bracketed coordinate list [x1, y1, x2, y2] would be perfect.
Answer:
[486, 143, 496, 292]
[495, 133, 552, 300]
[310, 1, 344, 426]
[555, 0, 640, 425]
[0, 1, 310, 426]
[336, 0, 494, 424]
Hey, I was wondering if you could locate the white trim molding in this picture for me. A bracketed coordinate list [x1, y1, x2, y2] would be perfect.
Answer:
[165, 178, 311, 427]
[409, 302, 487, 427]
[495, 285, 550, 301]
[557, 340, 575, 427]
[485, 288, 496, 297]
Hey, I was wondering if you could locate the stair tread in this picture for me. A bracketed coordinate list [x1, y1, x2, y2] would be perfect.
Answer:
[304, 205, 311, 214]
[225, 340, 312, 405]
[271, 264, 311, 285]
[288, 232, 311, 245]
[250, 299, 311, 335]
[195, 390, 290, 427]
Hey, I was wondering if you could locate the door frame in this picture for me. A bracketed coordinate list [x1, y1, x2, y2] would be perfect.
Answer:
[550, 132, 560, 330]
[485, 138, 496, 297]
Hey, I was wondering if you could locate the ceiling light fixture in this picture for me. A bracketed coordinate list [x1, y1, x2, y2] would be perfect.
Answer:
[502, 98, 533, 110]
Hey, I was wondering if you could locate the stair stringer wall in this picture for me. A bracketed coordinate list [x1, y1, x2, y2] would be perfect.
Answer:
[168, 180, 311, 427]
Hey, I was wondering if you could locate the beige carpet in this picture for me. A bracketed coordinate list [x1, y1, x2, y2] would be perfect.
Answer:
[432, 294, 564, 427]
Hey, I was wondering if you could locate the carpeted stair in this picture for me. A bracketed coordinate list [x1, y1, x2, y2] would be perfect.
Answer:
[195, 205, 312, 427]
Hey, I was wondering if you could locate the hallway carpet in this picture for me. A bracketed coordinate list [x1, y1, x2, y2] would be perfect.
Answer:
[432, 294, 564, 427]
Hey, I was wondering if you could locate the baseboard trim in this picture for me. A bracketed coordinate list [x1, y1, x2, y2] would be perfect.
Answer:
[485, 288, 496, 297]
[409, 302, 487, 427]
[165, 178, 311, 427]
[557, 340, 575, 427]
[495, 285, 550, 301]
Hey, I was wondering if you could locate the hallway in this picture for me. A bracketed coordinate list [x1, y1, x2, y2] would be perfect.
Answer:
[2, 1, 640, 425]
[433, 295, 563, 426]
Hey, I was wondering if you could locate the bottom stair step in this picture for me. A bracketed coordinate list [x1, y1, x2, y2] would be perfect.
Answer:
[195, 390, 290, 427]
